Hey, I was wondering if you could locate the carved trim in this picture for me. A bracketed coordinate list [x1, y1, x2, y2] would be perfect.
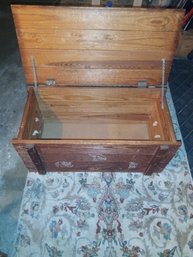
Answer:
[55, 161, 74, 168]
[89, 154, 107, 162]
[128, 161, 138, 169]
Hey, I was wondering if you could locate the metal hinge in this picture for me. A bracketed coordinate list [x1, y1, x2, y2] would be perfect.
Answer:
[137, 80, 147, 88]
[31, 56, 56, 88]
[45, 79, 56, 86]
[138, 59, 167, 110]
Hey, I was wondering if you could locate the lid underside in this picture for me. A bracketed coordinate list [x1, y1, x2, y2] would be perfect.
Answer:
[12, 5, 184, 87]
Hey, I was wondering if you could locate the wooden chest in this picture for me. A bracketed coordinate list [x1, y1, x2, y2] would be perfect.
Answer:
[11, 5, 184, 175]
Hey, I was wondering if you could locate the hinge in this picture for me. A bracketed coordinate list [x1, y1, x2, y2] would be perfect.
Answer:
[45, 79, 56, 86]
[137, 80, 147, 88]
[138, 59, 167, 110]
[31, 56, 56, 88]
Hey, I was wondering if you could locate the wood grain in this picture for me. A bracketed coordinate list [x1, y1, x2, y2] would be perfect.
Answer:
[35, 143, 160, 172]
[145, 145, 180, 174]
[11, 6, 182, 174]
[20, 49, 174, 65]
[12, 6, 183, 32]
[12, 143, 38, 172]
[12, 138, 181, 147]
[38, 87, 158, 118]
[148, 105, 165, 141]
[24, 68, 167, 86]
[18, 87, 44, 139]
[12, 142, 180, 173]
[11, 5, 184, 86]
[155, 96, 177, 142]
[16, 29, 178, 51]
[12, 86, 180, 173]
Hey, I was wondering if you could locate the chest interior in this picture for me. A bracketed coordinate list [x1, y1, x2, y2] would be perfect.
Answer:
[22, 86, 173, 142]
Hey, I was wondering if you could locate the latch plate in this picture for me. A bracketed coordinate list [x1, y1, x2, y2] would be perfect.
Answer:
[138, 80, 147, 88]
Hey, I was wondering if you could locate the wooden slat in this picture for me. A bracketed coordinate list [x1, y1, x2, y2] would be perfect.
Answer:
[24, 67, 168, 86]
[12, 141, 180, 173]
[38, 85, 161, 98]
[20, 49, 175, 65]
[11, 5, 184, 86]
[36, 143, 159, 172]
[156, 96, 177, 142]
[40, 108, 153, 119]
[16, 29, 178, 51]
[12, 138, 181, 146]
[22, 58, 173, 71]
[12, 6, 183, 32]
[148, 106, 165, 141]
[38, 87, 161, 100]
[38, 87, 157, 120]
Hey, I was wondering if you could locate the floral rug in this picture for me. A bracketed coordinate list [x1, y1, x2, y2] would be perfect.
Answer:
[13, 90, 193, 257]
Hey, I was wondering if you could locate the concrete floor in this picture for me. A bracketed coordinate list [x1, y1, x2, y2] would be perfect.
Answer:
[0, 1, 193, 255]
[169, 59, 193, 175]
[0, 1, 27, 255]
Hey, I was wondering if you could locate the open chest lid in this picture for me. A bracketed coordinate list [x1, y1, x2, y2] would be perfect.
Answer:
[11, 5, 184, 87]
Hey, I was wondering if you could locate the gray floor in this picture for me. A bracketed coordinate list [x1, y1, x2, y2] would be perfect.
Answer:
[0, 2, 27, 255]
[169, 59, 193, 175]
[0, 1, 193, 256]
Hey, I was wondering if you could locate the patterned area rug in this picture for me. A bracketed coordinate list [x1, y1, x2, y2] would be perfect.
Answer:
[13, 90, 193, 257]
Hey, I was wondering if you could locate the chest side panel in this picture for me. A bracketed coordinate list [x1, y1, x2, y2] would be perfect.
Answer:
[11, 5, 183, 86]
